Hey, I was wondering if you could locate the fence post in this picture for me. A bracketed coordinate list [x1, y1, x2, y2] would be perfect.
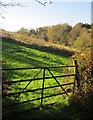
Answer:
[41, 68, 45, 108]
[74, 60, 80, 90]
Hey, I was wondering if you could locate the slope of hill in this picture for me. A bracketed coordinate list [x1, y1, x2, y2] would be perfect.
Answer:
[2, 36, 73, 68]
[2, 31, 76, 118]
[0, 28, 79, 68]
[2, 28, 92, 119]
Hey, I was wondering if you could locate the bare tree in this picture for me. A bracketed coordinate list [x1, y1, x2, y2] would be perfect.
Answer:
[0, 0, 53, 18]
[0, 1, 23, 19]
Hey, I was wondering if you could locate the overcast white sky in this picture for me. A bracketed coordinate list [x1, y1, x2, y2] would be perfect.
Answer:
[0, 0, 92, 32]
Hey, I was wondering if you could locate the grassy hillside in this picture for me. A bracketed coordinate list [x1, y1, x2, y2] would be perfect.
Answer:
[2, 36, 76, 118]
[1, 23, 92, 119]
[2, 37, 73, 68]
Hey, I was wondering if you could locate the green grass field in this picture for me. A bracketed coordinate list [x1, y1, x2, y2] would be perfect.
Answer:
[2, 37, 76, 118]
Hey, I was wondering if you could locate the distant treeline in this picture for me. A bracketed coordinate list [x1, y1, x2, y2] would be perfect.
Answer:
[17, 22, 91, 51]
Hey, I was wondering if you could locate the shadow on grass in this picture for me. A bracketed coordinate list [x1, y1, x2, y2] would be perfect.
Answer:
[2, 37, 74, 58]
[2, 99, 87, 120]
[2, 36, 73, 76]
[3, 86, 93, 120]
[2, 37, 79, 120]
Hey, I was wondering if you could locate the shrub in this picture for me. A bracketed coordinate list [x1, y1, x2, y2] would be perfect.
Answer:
[69, 83, 93, 119]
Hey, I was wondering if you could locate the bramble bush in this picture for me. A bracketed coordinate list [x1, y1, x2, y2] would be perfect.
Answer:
[70, 48, 93, 119]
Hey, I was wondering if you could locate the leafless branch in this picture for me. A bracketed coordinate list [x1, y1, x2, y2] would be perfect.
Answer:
[0, 1, 24, 8]
[34, 0, 47, 6]
[34, 0, 53, 6]
[0, 1, 25, 19]
[0, 0, 53, 19]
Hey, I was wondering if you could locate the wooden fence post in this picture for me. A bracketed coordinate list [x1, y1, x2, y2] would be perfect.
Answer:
[74, 60, 80, 90]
